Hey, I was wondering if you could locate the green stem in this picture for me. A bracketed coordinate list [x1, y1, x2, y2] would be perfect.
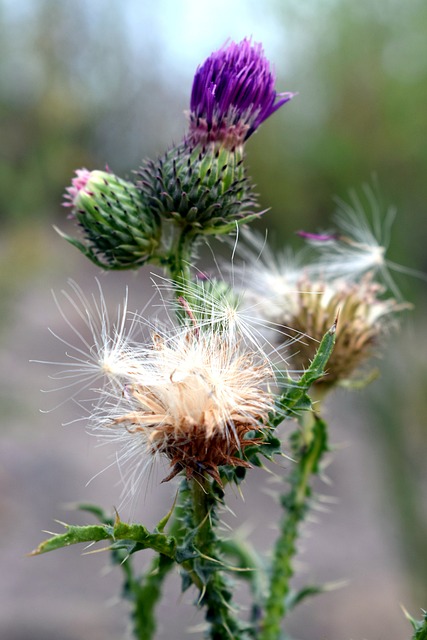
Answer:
[191, 476, 213, 549]
[129, 553, 175, 640]
[260, 413, 329, 640]
[129, 479, 201, 640]
[166, 227, 195, 294]
[123, 228, 197, 638]
[126, 225, 198, 637]
[189, 476, 250, 640]
[219, 538, 267, 628]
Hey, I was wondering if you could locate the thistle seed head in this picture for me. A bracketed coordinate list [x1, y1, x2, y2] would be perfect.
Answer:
[243, 264, 409, 387]
[278, 274, 408, 386]
[235, 224, 411, 388]
[42, 281, 275, 493]
[109, 328, 274, 485]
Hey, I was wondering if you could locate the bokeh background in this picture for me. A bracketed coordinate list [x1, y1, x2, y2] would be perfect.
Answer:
[1, 1, 426, 638]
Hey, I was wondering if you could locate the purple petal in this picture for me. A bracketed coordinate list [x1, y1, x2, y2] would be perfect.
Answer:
[297, 230, 338, 242]
[189, 38, 294, 147]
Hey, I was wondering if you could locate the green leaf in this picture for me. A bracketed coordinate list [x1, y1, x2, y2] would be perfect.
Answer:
[284, 580, 347, 611]
[272, 322, 336, 426]
[403, 608, 427, 639]
[31, 517, 176, 559]
[53, 226, 109, 268]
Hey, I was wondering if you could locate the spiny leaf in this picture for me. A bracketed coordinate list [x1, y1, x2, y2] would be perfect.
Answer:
[403, 608, 427, 639]
[30, 519, 176, 559]
[272, 321, 336, 426]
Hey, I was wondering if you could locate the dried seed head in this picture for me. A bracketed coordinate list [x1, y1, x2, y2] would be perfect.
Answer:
[40, 281, 275, 493]
[104, 326, 274, 485]
[273, 273, 409, 387]
[236, 230, 410, 387]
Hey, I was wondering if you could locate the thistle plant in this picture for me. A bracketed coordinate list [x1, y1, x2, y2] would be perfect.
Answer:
[32, 38, 425, 640]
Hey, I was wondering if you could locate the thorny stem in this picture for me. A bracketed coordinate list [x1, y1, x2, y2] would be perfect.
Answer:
[191, 476, 212, 546]
[190, 476, 250, 640]
[125, 553, 174, 640]
[128, 495, 187, 640]
[260, 412, 328, 640]
[258, 327, 335, 639]
[128, 479, 206, 640]
[271, 320, 337, 428]
[125, 228, 199, 639]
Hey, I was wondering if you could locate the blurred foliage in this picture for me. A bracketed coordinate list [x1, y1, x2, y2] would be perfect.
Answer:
[0, 0, 188, 226]
[368, 322, 427, 602]
[250, 0, 427, 299]
[2, 0, 426, 298]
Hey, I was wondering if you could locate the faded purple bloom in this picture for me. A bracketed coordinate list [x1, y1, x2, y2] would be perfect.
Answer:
[188, 38, 295, 148]
[63, 168, 92, 210]
[297, 230, 338, 242]
[195, 272, 210, 281]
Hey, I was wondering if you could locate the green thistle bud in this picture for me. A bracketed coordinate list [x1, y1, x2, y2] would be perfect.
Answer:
[180, 275, 242, 334]
[60, 169, 161, 269]
[137, 144, 261, 236]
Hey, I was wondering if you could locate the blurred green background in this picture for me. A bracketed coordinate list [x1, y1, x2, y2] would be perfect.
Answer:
[1, 1, 426, 639]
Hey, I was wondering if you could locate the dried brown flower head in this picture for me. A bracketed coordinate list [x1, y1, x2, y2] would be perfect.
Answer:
[281, 273, 408, 387]
[110, 329, 274, 485]
[41, 281, 276, 496]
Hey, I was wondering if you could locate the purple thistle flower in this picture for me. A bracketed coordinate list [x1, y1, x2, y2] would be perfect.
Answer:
[188, 38, 295, 149]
